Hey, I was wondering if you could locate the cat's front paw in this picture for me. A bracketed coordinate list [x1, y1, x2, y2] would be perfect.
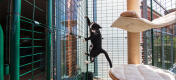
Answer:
[84, 61, 90, 64]
[84, 16, 88, 18]
[84, 53, 89, 56]
[84, 38, 88, 41]
[83, 39, 86, 42]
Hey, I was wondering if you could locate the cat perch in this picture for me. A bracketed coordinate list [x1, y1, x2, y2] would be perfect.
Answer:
[109, 64, 175, 80]
[111, 11, 176, 32]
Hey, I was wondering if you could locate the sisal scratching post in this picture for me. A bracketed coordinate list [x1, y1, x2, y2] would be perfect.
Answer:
[127, 0, 140, 64]
[65, 0, 77, 77]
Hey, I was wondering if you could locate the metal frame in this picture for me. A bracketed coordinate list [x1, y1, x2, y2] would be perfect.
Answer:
[54, 0, 88, 79]
[55, 0, 61, 79]
[6, 0, 175, 79]
[150, 0, 155, 66]
[47, 0, 52, 79]
[142, 0, 148, 64]
[170, 31, 174, 66]
[0, 24, 4, 80]
[145, 0, 175, 69]
[161, 28, 165, 68]
[10, 0, 21, 79]
[9, 0, 52, 79]
[86, 0, 89, 79]
[153, 0, 168, 13]
[93, 0, 98, 76]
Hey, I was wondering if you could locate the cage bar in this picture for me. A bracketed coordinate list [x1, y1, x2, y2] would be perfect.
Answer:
[47, 0, 52, 79]
[10, 0, 21, 80]
[0, 24, 4, 80]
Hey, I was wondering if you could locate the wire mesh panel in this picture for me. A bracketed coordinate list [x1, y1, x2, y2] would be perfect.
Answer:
[20, 0, 48, 79]
[53, 0, 87, 79]
[87, 0, 95, 74]
[10, 0, 49, 80]
[142, 0, 176, 71]
[88, 0, 128, 79]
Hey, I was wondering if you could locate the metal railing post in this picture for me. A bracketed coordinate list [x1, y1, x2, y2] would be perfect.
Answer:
[0, 24, 4, 80]
[10, 0, 21, 80]
[161, 28, 165, 68]
[86, 0, 89, 80]
[93, 0, 98, 76]
[150, 0, 155, 66]
[47, 0, 52, 79]
[55, 0, 61, 79]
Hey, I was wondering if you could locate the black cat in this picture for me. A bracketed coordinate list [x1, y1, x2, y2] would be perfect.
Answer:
[84, 16, 112, 68]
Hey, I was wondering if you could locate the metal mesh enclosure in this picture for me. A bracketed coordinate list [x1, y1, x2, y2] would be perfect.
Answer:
[88, 0, 128, 79]
[5, 0, 52, 80]
[53, 0, 87, 79]
[142, 0, 176, 72]
[1, 0, 176, 80]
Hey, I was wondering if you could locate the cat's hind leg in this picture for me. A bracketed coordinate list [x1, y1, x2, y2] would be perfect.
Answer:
[84, 61, 90, 64]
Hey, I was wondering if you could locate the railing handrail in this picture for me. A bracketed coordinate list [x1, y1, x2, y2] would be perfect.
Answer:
[153, 0, 169, 13]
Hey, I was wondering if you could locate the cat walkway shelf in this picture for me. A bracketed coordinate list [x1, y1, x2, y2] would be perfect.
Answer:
[109, 64, 176, 80]
[111, 11, 176, 32]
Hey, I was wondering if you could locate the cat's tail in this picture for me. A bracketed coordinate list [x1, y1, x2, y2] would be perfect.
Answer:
[101, 49, 112, 68]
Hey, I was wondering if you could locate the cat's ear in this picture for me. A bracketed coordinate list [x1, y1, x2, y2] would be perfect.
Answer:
[95, 23, 102, 29]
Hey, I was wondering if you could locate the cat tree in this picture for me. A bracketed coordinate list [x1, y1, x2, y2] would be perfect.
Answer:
[109, 0, 176, 80]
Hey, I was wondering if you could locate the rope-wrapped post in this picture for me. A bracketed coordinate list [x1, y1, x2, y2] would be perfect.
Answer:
[65, 0, 77, 77]
[127, 0, 141, 64]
